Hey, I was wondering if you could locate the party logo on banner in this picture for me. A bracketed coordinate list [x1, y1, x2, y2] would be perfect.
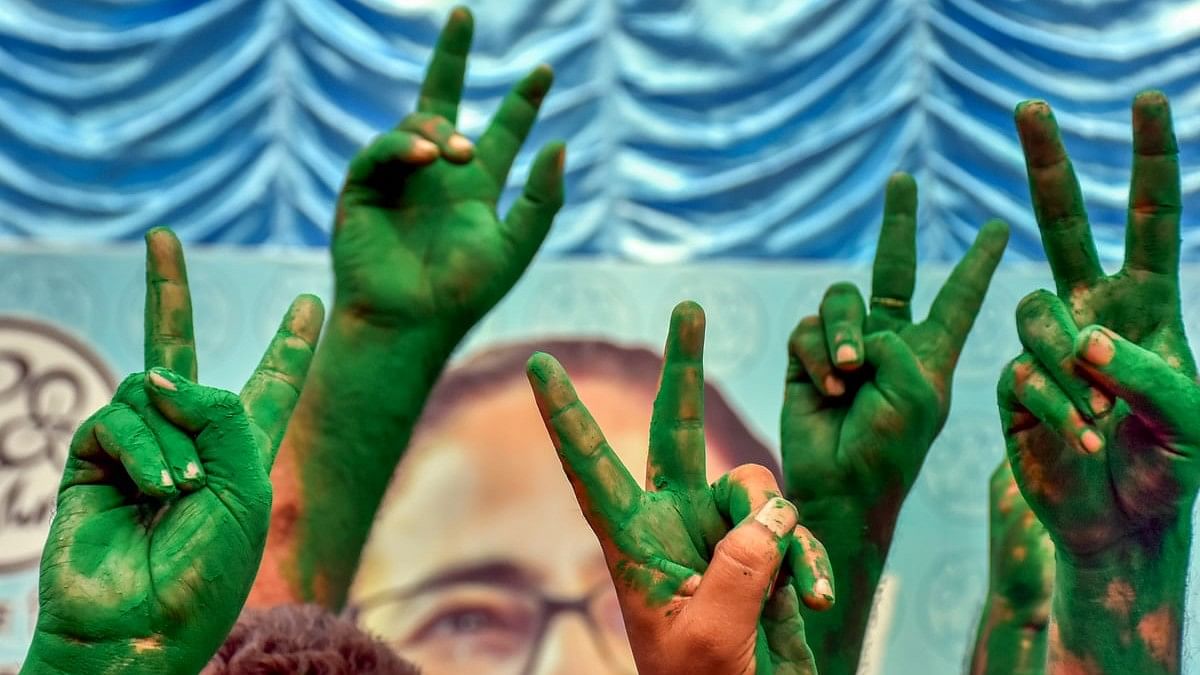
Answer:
[0, 317, 115, 572]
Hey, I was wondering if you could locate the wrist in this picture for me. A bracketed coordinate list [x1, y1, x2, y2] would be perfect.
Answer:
[328, 304, 465, 356]
[795, 490, 902, 554]
[1050, 522, 1190, 674]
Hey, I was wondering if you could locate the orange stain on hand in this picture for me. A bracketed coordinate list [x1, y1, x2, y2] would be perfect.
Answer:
[1137, 605, 1178, 672]
[1101, 579, 1135, 619]
[1048, 622, 1102, 675]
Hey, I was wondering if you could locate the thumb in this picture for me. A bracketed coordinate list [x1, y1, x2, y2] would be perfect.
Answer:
[690, 496, 796, 631]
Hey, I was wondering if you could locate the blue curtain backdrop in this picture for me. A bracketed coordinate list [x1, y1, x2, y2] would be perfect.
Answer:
[2, 0, 1200, 263]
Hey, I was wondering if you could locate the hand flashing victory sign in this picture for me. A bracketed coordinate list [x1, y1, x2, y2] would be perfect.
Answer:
[528, 302, 835, 675]
[782, 173, 1009, 675]
[1000, 91, 1198, 674]
[252, 5, 565, 608]
[970, 460, 1053, 675]
[21, 229, 322, 675]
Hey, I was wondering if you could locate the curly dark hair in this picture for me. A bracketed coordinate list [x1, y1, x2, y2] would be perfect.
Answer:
[204, 604, 419, 675]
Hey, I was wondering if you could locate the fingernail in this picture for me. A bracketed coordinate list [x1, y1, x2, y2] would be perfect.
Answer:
[679, 573, 702, 596]
[160, 470, 174, 487]
[814, 578, 834, 602]
[755, 497, 797, 538]
[411, 137, 438, 160]
[148, 369, 177, 392]
[1089, 387, 1112, 417]
[1080, 429, 1104, 454]
[835, 344, 858, 366]
[184, 462, 201, 480]
[449, 134, 473, 154]
[1081, 329, 1115, 366]
[824, 374, 845, 397]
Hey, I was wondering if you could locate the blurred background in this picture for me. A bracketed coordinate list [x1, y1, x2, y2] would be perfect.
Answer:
[2, 0, 1200, 672]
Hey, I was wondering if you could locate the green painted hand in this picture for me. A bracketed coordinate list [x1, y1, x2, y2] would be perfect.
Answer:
[783, 173, 1009, 513]
[528, 302, 834, 675]
[22, 229, 323, 675]
[999, 91, 1196, 674]
[333, 6, 565, 331]
[251, 6, 566, 610]
[781, 173, 1008, 675]
[969, 459, 1052, 675]
[1003, 92, 1196, 553]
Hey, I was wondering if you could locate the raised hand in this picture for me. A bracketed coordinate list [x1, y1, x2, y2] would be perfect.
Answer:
[334, 6, 564, 329]
[251, 5, 566, 610]
[527, 302, 834, 675]
[969, 459, 1053, 675]
[999, 91, 1195, 674]
[781, 173, 1008, 675]
[22, 229, 322, 675]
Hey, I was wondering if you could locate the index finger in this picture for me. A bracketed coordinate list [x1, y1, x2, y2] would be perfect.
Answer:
[1014, 100, 1103, 291]
[417, 7, 473, 125]
[1124, 90, 1181, 277]
[870, 173, 918, 324]
[144, 227, 197, 380]
[646, 301, 707, 491]
[923, 219, 1010, 375]
[527, 352, 642, 537]
[240, 295, 324, 470]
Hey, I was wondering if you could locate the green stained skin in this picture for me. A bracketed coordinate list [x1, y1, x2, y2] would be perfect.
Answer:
[969, 459, 1053, 675]
[266, 5, 567, 609]
[1000, 91, 1196, 674]
[21, 228, 323, 675]
[781, 173, 1010, 675]
[528, 301, 833, 675]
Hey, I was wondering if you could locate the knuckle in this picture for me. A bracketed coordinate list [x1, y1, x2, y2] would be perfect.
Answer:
[823, 281, 860, 300]
[727, 464, 779, 494]
[1016, 289, 1056, 321]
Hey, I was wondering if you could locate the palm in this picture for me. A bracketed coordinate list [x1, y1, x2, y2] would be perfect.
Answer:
[38, 474, 263, 663]
[1005, 95, 1199, 554]
[332, 9, 562, 328]
[784, 374, 926, 504]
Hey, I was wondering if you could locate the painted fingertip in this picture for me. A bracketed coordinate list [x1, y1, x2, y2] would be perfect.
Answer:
[979, 218, 1011, 242]
[814, 577, 834, 604]
[410, 137, 439, 161]
[147, 368, 178, 392]
[1080, 429, 1104, 454]
[754, 497, 798, 539]
[679, 573, 702, 596]
[1089, 387, 1112, 417]
[178, 461, 206, 489]
[525, 352, 555, 383]
[145, 225, 176, 242]
[1133, 89, 1169, 110]
[834, 344, 859, 367]
[823, 374, 845, 397]
[448, 133, 474, 155]
[1078, 327, 1116, 367]
[1014, 99, 1051, 120]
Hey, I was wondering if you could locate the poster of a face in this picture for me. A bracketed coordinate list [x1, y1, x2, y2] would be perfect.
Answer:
[348, 338, 781, 674]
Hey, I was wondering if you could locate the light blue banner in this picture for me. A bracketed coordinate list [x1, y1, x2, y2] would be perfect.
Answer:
[0, 245, 1196, 673]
